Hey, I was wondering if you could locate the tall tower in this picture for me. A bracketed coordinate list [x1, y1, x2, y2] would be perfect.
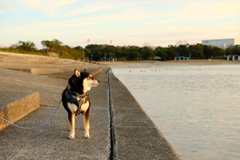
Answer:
[87, 39, 90, 45]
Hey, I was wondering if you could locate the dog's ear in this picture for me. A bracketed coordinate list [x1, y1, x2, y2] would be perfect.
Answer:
[84, 69, 86, 72]
[74, 69, 81, 77]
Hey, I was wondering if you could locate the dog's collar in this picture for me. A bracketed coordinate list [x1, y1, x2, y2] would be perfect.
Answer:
[65, 89, 88, 103]
[65, 90, 79, 106]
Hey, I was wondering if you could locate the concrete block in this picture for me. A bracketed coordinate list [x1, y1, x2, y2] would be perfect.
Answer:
[0, 90, 40, 131]
[109, 73, 181, 160]
[30, 68, 75, 75]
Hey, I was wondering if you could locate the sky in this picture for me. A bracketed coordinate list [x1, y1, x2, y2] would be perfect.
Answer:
[0, 0, 240, 49]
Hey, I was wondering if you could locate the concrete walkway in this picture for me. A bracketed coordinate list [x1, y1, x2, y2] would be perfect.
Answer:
[0, 51, 96, 75]
[0, 52, 180, 159]
[0, 68, 110, 160]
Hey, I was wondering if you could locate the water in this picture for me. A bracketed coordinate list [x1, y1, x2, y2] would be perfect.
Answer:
[111, 65, 240, 160]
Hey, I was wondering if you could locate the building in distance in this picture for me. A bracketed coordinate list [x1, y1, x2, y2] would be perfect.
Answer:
[202, 38, 240, 49]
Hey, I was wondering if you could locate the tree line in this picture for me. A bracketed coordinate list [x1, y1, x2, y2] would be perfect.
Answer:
[1, 39, 240, 61]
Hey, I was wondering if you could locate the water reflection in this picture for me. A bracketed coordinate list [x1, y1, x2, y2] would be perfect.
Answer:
[112, 65, 240, 160]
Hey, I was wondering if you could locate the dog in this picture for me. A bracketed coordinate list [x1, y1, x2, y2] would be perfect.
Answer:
[62, 69, 100, 139]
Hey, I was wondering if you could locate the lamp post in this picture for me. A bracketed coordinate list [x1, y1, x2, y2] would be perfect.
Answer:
[83, 50, 85, 61]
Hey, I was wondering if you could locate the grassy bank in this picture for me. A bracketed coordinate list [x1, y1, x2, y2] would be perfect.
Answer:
[0, 48, 48, 56]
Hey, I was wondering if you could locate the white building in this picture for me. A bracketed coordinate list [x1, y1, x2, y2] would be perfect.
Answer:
[202, 38, 240, 49]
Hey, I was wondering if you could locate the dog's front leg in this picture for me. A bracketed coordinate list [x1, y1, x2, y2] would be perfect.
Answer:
[83, 110, 90, 139]
[68, 113, 76, 139]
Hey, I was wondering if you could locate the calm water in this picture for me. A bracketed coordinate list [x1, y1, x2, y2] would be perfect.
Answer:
[111, 65, 240, 160]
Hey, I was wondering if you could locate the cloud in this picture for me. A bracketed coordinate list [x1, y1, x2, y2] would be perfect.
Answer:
[65, 0, 163, 17]
[19, 0, 77, 15]
[171, 0, 240, 21]
[0, 0, 239, 48]
[0, 0, 21, 13]
[21, 0, 76, 9]
[0, 5, 158, 34]
[66, 1, 116, 16]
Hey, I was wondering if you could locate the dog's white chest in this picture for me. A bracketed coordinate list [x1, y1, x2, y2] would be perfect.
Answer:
[80, 101, 89, 112]
[67, 101, 89, 113]
[67, 103, 78, 112]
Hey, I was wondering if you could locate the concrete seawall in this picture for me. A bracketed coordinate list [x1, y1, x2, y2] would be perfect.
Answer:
[108, 69, 180, 159]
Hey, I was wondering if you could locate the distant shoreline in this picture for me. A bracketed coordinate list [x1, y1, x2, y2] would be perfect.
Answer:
[102, 60, 240, 67]
[1, 51, 239, 66]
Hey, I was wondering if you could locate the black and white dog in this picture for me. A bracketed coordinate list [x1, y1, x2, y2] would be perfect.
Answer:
[62, 69, 100, 139]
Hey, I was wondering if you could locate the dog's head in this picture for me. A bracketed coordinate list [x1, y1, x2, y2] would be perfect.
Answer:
[71, 69, 100, 93]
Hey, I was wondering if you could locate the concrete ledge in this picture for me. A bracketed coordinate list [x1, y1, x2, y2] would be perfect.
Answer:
[0, 62, 87, 68]
[0, 52, 103, 75]
[30, 68, 77, 75]
[0, 90, 40, 131]
[6, 66, 92, 75]
[48, 67, 103, 80]
[91, 67, 103, 76]
[109, 70, 181, 160]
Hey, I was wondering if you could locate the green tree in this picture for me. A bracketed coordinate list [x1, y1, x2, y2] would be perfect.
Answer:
[84, 49, 91, 60]
[155, 46, 167, 61]
[166, 45, 178, 60]
[74, 46, 85, 60]
[177, 45, 190, 57]
[102, 45, 116, 58]
[119, 46, 128, 61]
[127, 46, 141, 60]
[189, 44, 204, 59]
[226, 46, 240, 55]
[226, 46, 233, 55]
[41, 40, 52, 52]
[140, 46, 154, 60]
[203, 45, 214, 59]
[41, 39, 63, 53]
[17, 41, 36, 52]
[115, 46, 123, 60]
[74, 46, 84, 51]
[212, 47, 225, 58]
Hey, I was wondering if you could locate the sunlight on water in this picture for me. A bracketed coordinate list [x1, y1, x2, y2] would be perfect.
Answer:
[112, 65, 240, 160]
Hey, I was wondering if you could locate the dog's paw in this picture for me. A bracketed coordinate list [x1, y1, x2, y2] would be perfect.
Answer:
[69, 135, 75, 140]
[84, 135, 90, 139]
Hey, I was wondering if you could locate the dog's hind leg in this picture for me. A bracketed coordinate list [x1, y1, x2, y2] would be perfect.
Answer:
[83, 109, 90, 139]
[68, 113, 76, 139]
